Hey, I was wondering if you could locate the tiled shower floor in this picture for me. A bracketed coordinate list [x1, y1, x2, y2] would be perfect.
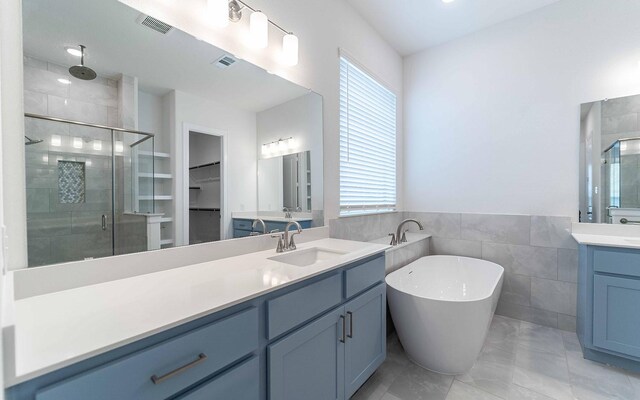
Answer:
[352, 316, 640, 400]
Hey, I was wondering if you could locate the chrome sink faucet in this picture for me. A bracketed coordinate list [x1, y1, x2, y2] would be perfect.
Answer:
[283, 207, 293, 219]
[249, 218, 267, 236]
[272, 221, 303, 252]
[390, 219, 425, 246]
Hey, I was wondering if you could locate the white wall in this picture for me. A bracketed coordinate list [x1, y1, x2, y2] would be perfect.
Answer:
[257, 93, 323, 211]
[138, 90, 170, 153]
[119, 0, 403, 221]
[172, 90, 257, 243]
[404, 0, 640, 218]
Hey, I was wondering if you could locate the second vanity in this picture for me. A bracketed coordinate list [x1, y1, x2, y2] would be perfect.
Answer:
[572, 225, 640, 373]
[4, 238, 388, 400]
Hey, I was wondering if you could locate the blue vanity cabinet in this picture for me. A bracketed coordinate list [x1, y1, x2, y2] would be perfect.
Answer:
[7, 253, 386, 400]
[268, 283, 386, 400]
[577, 245, 640, 372]
[268, 307, 346, 400]
[344, 284, 386, 399]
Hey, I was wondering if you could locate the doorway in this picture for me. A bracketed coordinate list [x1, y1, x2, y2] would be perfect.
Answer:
[187, 131, 222, 245]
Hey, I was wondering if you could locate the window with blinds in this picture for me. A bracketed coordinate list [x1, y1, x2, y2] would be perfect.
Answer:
[339, 56, 397, 215]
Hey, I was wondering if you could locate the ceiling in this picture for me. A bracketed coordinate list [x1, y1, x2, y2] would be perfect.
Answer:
[22, 0, 309, 112]
[346, 0, 562, 56]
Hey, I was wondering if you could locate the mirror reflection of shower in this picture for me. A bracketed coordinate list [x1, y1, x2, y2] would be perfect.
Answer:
[603, 138, 640, 224]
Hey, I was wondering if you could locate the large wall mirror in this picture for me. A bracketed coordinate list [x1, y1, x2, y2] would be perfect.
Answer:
[20, 0, 323, 268]
[579, 94, 640, 225]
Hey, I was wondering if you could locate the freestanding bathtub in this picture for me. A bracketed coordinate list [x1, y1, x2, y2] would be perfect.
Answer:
[386, 255, 504, 375]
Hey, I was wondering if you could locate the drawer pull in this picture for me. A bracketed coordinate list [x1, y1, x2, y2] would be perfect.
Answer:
[151, 353, 208, 385]
[347, 311, 353, 338]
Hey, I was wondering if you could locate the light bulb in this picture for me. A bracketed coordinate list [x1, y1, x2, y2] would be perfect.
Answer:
[261, 144, 268, 155]
[208, 0, 229, 27]
[249, 11, 268, 49]
[269, 142, 278, 153]
[65, 47, 82, 57]
[51, 135, 61, 147]
[282, 33, 299, 66]
[115, 141, 124, 153]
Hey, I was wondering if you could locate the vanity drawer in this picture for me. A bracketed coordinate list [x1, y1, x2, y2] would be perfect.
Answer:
[593, 247, 640, 278]
[36, 307, 258, 400]
[344, 255, 385, 298]
[233, 219, 253, 231]
[267, 273, 342, 340]
[179, 356, 259, 400]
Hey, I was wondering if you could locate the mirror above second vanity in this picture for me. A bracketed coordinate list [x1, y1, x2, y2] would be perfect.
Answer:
[18, 0, 324, 269]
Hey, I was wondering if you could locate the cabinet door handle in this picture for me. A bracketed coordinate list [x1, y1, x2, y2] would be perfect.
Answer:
[347, 311, 353, 338]
[150, 353, 207, 385]
[339, 315, 346, 343]
[101, 214, 107, 231]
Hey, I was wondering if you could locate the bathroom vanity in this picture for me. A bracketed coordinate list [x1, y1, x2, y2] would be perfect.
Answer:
[232, 217, 313, 238]
[4, 239, 387, 400]
[573, 230, 640, 372]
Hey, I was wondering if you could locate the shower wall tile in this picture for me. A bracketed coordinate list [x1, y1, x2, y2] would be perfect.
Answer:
[481, 242, 557, 279]
[23, 66, 70, 98]
[557, 314, 577, 332]
[26, 188, 50, 213]
[430, 237, 482, 258]
[403, 211, 461, 239]
[530, 216, 576, 249]
[70, 80, 118, 108]
[46, 62, 69, 76]
[601, 94, 640, 117]
[48, 95, 109, 126]
[49, 233, 112, 264]
[461, 213, 530, 245]
[601, 113, 638, 135]
[27, 237, 51, 268]
[558, 249, 578, 283]
[24, 90, 47, 115]
[496, 300, 559, 329]
[25, 166, 56, 189]
[501, 273, 531, 307]
[531, 278, 577, 317]
[27, 212, 72, 237]
[329, 211, 579, 331]
[24, 55, 47, 70]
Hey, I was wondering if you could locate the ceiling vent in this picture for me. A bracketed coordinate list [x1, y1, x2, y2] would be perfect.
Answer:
[137, 14, 174, 35]
[213, 55, 238, 69]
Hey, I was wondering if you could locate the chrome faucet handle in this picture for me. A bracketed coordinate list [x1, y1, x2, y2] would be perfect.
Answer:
[388, 233, 397, 246]
[400, 229, 409, 243]
[269, 229, 280, 234]
[288, 234, 298, 250]
[271, 233, 285, 253]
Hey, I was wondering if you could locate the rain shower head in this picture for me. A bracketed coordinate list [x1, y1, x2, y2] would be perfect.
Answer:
[68, 45, 97, 81]
[24, 136, 43, 146]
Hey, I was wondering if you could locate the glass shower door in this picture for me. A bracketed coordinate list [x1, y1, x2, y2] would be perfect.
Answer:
[24, 116, 114, 266]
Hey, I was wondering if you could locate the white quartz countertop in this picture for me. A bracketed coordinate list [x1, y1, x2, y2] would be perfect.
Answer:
[6, 238, 388, 386]
[571, 222, 640, 249]
[571, 233, 640, 249]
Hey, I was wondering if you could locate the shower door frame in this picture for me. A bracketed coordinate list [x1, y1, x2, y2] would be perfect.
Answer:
[24, 113, 155, 263]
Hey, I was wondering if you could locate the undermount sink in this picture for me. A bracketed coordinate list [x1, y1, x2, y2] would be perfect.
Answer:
[269, 247, 348, 267]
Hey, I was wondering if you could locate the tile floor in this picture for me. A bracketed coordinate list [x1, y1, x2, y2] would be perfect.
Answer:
[352, 316, 640, 400]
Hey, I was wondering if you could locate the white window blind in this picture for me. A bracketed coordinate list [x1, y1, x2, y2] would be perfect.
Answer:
[339, 56, 397, 215]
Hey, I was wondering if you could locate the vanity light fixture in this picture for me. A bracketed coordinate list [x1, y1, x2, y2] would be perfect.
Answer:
[208, 0, 229, 28]
[249, 11, 269, 48]
[262, 137, 295, 156]
[220, 0, 298, 65]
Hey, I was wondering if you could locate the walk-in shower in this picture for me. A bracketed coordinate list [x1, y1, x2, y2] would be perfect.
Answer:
[603, 137, 640, 222]
[24, 114, 156, 267]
